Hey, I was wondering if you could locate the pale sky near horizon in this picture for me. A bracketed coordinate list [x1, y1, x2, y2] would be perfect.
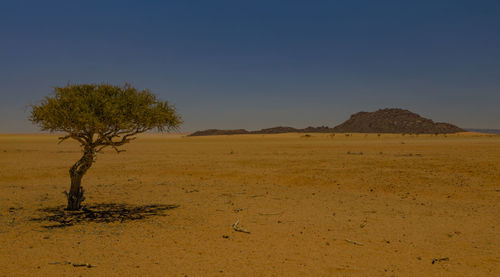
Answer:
[1, 0, 499, 133]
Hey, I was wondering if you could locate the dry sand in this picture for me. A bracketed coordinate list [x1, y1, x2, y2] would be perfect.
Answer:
[0, 132, 499, 276]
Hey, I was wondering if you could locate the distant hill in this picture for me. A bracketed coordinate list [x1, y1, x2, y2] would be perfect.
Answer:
[332, 108, 464, 134]
[188, 108, 464, 136]
[189, 126, 332, 136]
[188, 129, 249, 136]
[465, 129, 500, 135]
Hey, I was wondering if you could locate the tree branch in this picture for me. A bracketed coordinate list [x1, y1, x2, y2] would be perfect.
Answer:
[58, 134, 86, 145]
[94, 128, 147, 153]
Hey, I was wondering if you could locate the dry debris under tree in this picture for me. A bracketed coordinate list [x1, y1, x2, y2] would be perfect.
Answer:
[31, 203, 179, 228]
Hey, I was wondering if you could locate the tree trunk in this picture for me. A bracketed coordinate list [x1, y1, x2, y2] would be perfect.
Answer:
[66, 148, 94, 210]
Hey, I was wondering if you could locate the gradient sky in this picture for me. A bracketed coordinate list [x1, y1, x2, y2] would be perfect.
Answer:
[1, 0, 499, 132]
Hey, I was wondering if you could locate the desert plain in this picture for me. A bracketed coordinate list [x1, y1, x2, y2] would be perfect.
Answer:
[0, 132, 499, 276]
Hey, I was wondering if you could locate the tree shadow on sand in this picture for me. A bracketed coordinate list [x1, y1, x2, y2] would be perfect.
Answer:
[31, 203, 179, 229]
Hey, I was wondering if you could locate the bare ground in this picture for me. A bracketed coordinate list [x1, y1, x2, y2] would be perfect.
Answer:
[0, 133, 498, 276]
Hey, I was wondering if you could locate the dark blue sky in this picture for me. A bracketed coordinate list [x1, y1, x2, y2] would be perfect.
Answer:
[1, 0, 499, 132]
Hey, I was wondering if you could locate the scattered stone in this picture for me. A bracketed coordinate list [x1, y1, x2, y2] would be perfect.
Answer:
[432, 257, 449, 264]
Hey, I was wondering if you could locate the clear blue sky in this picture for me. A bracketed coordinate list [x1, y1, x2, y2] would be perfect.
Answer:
[1, 0, 499, 132]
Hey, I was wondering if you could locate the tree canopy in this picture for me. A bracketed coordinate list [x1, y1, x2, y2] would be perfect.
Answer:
[30, 83, 182, 151]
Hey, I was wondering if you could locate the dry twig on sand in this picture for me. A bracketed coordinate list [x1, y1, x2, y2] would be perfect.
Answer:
[345, 239, 364, 246]
[72, 263, 95, 268]
[233, 219, 250, 234]
[48, 261, 95, 268]
[48, 261, 71, 265]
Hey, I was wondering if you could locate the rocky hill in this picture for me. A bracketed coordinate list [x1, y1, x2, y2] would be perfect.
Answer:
[188, 129, 249, 136]
[188, 126, 331, 136]
[332, 108, 464, 134]
[188, 108, 464, 136]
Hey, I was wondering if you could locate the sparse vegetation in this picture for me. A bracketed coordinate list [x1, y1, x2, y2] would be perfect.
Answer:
[30, 83, 182, 210]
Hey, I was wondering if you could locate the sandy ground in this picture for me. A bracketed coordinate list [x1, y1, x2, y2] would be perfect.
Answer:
[0, 132, 499, 276]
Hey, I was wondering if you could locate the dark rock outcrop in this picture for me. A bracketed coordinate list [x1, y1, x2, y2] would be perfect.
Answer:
[332, 108, 463, 134]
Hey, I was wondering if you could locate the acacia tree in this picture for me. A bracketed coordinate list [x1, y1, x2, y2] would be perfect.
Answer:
[30, 83, 182, 210]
